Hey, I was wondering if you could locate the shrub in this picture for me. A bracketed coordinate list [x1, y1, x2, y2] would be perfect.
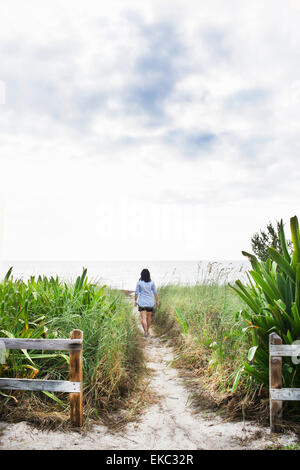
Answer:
[0, 268, 143, 419]
[231, 216, 300, 388]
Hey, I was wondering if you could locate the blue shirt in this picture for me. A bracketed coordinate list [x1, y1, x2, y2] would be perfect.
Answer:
[135, 280, 157, 307]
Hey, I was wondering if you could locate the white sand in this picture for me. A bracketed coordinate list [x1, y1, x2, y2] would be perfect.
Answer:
[0, 306, 298, 450]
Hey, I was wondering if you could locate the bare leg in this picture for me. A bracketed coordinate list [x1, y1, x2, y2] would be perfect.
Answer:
[146, 312, 152, 333]
[140, 311, 148, 334]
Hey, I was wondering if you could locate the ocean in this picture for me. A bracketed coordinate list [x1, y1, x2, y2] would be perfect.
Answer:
[0, 260, 251, 290]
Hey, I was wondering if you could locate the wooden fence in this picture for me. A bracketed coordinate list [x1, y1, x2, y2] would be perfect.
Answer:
[0, 329, 83, 427]
[269, 332, 300, 432]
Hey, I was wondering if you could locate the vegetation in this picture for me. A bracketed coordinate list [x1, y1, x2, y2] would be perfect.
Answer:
[232, 215, 300, 389]
[251, 219, 292, 262]
[154, 215, 300, 423]
[153, 279, 255, 415]
[3, 215, 300, 428]
[0, 268, 144, 426]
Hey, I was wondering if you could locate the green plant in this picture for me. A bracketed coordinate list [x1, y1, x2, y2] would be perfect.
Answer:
[154, 278, 251, 393]
[0, 268, 144, 419]
[231, 215, 300, 388]
[251, 219, 292, 262]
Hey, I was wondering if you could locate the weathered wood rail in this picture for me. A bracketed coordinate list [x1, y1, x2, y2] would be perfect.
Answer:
[269, 332, 300, 432]
[0, 329, 83, 427]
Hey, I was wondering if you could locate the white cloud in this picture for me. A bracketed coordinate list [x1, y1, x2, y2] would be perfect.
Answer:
[1, 0, 300, 261]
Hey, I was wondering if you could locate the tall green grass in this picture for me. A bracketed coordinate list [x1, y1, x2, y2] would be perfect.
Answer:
[155, 219, 300, 421]
[0, 268, 144, 421]
[154, 281, 252, 396]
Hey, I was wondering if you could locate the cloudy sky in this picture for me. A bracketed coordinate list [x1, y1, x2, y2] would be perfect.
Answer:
[0, 0, 299, 261]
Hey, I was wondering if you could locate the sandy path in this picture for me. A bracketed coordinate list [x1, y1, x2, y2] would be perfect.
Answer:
[0, 308, 298, 450]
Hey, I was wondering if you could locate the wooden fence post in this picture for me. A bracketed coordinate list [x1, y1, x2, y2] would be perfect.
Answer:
[69, 329, 83, 427]
[269, 332, 282, 432]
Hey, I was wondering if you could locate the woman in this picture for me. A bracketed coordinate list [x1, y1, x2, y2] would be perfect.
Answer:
[134, 268, 159, 337]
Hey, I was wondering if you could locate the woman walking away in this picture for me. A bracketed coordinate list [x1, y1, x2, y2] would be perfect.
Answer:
[135, 269, 159, 338]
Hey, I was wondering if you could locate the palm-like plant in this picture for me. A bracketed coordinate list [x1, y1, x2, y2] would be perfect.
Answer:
[231, 216, 300, 388]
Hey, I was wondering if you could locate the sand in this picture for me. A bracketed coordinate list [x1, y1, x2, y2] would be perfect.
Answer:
[0, 305, 298, 450]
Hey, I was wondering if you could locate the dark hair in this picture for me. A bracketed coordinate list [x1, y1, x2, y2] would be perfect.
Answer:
[140, 268, 151, 282]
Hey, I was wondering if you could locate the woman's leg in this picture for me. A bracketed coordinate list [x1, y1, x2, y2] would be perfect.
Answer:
[146, 311, 152, 332]
[140, 310, 148, 334]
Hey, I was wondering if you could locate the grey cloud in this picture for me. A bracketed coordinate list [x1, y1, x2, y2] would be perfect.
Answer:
[201, 26, 234, 62]
[238, 136, 273, 160]
[122, 17, 186, 124]
[224, 88, 271, 110]
[110, 127, 218, 159]
[163, 129, 217, 158]
[0, 36, 107, 130]
[222, 132, 274, 164]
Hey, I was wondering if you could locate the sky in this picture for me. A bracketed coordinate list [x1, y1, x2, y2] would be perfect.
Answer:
[0, 0, 300, 261]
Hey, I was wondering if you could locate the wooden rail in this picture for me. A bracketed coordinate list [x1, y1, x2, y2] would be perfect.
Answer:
[269, 332, 300, 432]
[0, 338, 82, 351]
[0, 329, 83, 427]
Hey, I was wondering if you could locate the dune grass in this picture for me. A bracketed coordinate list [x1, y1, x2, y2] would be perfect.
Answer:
[0, 269, 145, 427]
[153, 282, 268, 419]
